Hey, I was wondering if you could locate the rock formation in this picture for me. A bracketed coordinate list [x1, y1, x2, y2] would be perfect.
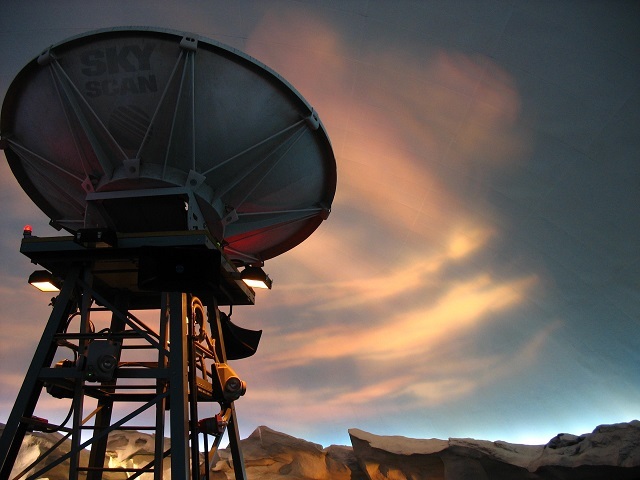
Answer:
[2, 421, 640, 479]
[0, 425, 170, 480]
[347, 421, 640, 480]
[211, 426, 366, 479]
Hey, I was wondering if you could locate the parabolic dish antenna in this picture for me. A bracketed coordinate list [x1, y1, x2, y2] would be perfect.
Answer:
[1, 27, 336, 264]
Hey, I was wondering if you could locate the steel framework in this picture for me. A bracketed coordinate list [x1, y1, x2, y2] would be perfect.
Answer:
[0, 230, 258, 480]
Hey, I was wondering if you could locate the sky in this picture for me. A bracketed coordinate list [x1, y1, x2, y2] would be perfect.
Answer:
[1, 0, 639, 450]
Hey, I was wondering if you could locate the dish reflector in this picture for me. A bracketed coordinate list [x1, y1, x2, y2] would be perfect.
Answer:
[1, 27, 336, 263]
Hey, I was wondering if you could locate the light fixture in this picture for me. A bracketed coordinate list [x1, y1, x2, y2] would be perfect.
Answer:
[28, 270, 61, 292]
[240, 266, 273, 289]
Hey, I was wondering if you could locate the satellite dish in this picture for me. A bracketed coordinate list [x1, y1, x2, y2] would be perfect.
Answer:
[1, 27, 336, 264]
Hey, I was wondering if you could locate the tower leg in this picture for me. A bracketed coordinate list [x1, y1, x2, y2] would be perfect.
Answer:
[168, 292, 191, 479]
[208, 303, 247, 480]
[227, 404, 248, 480]
[155, 296, 170, 480]
[69, 269, 95, 480]
[86, 293, 128, 480]
[0, 267, 80, 480]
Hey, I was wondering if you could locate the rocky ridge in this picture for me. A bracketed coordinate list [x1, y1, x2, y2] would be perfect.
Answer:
[2, 421, 640, 479]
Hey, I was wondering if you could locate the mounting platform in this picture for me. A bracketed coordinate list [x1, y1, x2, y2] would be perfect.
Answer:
[20, 229, 255, 309]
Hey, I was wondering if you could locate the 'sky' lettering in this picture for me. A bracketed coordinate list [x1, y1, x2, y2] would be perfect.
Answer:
[81, 44, 155, 76]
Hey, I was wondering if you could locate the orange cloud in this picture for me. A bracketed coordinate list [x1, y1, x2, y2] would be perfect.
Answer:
[264, 273, 537, 368]
[230, 9, 543, 427]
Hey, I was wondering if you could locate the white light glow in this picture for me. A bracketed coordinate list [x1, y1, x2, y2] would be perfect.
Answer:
[30, 281, 60, 292]
[243, 278, 270, 289]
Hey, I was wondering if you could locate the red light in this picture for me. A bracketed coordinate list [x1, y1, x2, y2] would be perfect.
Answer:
[23, 225, 33, 237]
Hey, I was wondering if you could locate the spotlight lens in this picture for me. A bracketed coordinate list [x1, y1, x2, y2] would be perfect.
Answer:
[30, 281, 60, 292]
[242, 278, 270, 289]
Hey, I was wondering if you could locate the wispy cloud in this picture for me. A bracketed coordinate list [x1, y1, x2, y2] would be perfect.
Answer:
[260, 273, 537, 367]
[229, 7, 544, 430]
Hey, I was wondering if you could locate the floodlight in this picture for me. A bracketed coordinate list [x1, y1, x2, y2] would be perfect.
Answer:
[28, 270, 61, 292]
[241, 266, 273, 289]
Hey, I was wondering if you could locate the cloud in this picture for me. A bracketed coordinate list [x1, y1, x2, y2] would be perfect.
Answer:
[262, 225, 493, 312]
[227, 8, 544, 430]
[261, 273, 537, 367]
[239, 317, 556, 429]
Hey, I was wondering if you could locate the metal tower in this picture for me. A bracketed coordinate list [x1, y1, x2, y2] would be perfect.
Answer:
[0, 229, 260, 479]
